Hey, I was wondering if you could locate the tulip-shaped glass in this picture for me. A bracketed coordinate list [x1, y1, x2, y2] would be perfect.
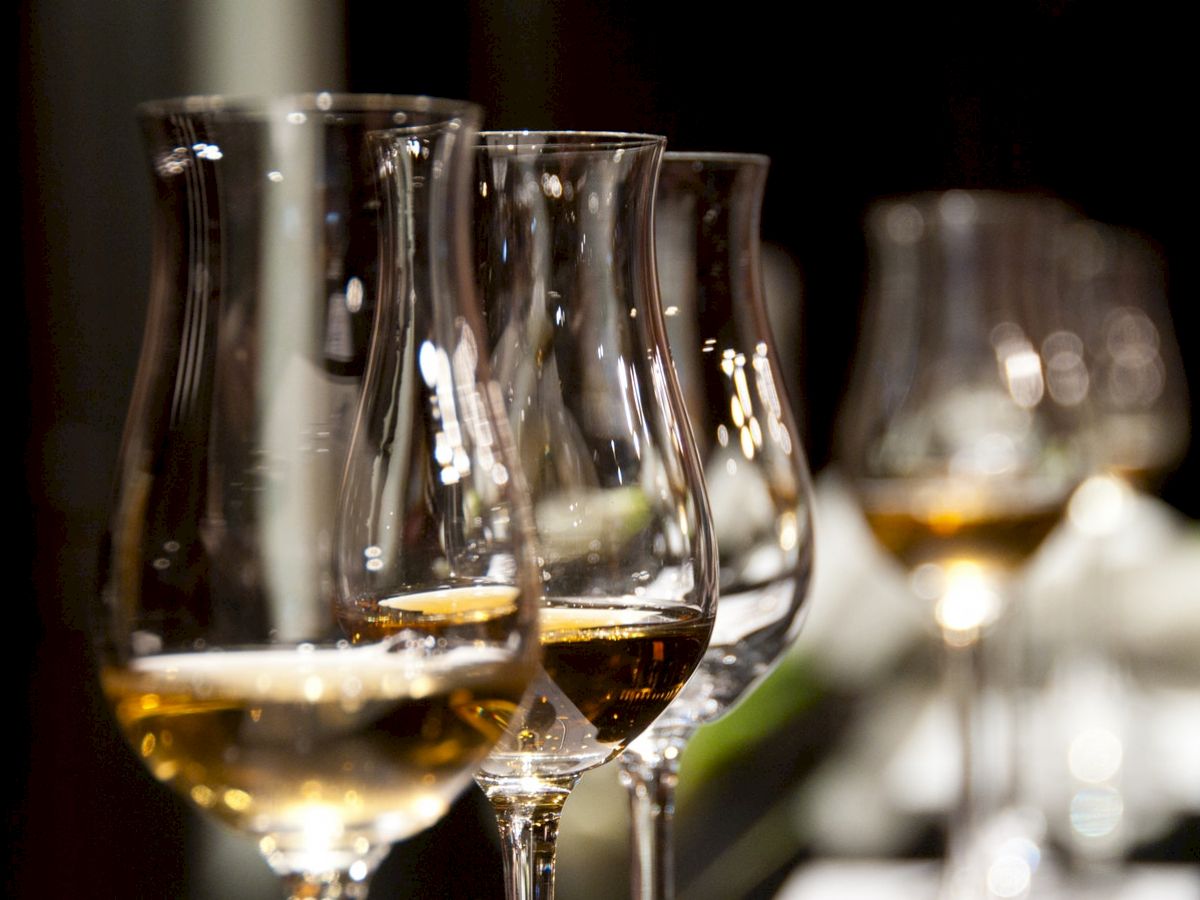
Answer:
[97, 95, 539, 900]
[472, 132, 719, 900]
[618, 152, 815, 900]
[837, 191, 1093, 898]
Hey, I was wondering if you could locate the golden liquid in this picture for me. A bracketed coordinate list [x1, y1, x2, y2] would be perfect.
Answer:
[104, 643, 528, 854]
[538, 607, 711, 744]
[481, 604, 711, 777]
[864, 501, 1063, 572]
[340, 584, 523, 644]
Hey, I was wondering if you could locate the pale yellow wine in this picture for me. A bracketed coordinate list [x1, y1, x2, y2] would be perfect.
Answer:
[105, 604, 529, 855]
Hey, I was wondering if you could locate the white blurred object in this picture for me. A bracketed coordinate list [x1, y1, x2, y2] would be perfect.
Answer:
[185, 0, 344, 95]
[796, 684, 949, 856]
[791, 471, 1200, 864]
[793, 473, 928, 689]
[776, 859, 940, 899]
[775, 860, 1200, 900]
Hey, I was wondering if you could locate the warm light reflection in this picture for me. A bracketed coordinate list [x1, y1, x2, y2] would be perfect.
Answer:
[739, 427, 755, 460]
[224, 788, 253, 812]
[933, 561, 1001, 643]
[730, 394, 745, 428]
[778, 511, 798, 551]
[712, 343, 790, 469]
[303, 675, 325, 702]
[1002, 349, 1044, 408]
[299, 804, 344, 850]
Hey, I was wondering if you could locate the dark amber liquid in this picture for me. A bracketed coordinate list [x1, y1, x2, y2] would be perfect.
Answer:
[538, 608, 711, 744]
[339, 584, 524, 645]
[864, 503, 1063, 571]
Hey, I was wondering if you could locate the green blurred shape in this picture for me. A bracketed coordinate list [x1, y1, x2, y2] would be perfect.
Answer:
[678, 647, 821, 796]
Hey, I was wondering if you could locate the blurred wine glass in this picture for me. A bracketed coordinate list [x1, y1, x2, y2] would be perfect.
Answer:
[1061, 222, 1189, 488]
[837, 191, 1093, 898]
[617, 152, 815, 900]
[1037, 221, 1191, 875]
[471, 132, 718, 900]
[97, 94, 539, 900]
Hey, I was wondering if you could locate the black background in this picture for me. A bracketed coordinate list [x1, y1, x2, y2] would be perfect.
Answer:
[16, 2, 1195, 896]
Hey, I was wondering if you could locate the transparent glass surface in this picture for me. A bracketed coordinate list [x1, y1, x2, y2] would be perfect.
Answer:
[471, 132, 718, 900]
[836, 191, 1094, 898]
[618, 152, 816, 899]
[1058, 221, 1190, 486]
[97, 94, 538, 900]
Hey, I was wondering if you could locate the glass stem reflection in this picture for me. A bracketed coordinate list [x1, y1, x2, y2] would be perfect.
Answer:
[483, 775, 578, 900]
[620, 733, 689, 900]
[946, 631, 989, 863]
[940, 603, 1024, 898]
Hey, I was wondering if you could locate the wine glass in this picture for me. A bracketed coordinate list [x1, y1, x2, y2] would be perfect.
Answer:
[1061, 222, 1189, 488]
[97, 94, 539, 900]
[836, 191, 1093, 898]
[470, 132, 719, 900]
[1038, 220, 1190, 872]
[617, 152, 815, 900]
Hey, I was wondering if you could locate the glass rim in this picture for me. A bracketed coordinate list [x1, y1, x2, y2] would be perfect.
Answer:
[477, 130, 666, 152]
[662, 150, 769, 167]
[136, 92, 481, 122]
[866, 189, 1077, 232]
[868, 188, 1075, 215]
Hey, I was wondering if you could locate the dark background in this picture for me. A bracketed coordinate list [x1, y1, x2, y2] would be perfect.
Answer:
[17, 1, 1195, 896]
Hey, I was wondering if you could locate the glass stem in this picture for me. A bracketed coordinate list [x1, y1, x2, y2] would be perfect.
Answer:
[483, 775, 578, 900]
[941, 629, 989, 900]
[266, 841, 387, 900]
[946, 632, 986, 856]
[619, 739, 686, 900]
[940, 611, 1019, 898]
[277, 870, 373, 900]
